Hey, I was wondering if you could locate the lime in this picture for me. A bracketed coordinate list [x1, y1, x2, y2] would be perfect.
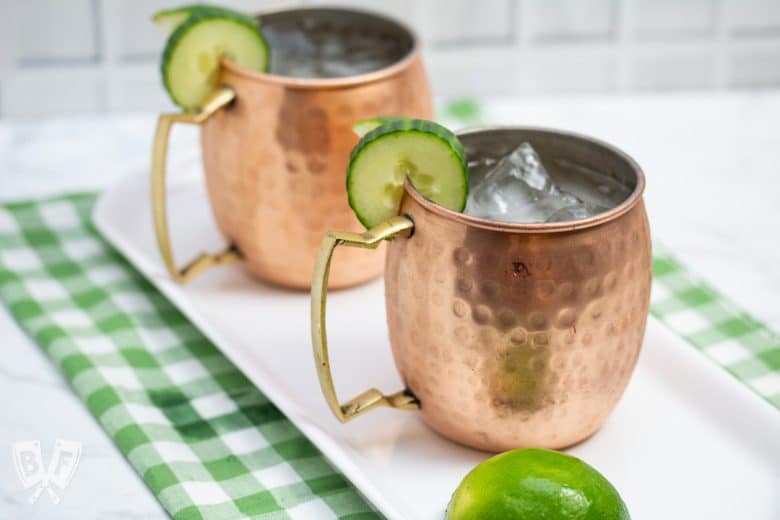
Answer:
[347, 118, 469, 229]
[447, 448, 630, 520]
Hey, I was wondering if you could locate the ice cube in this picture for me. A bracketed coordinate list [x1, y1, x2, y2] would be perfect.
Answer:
[465, 143, 585, 223]
[506, 143, 556, 192]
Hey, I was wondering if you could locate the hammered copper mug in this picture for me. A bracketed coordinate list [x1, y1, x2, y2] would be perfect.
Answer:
[151, 7, 432, 288]
[311, 127, 651, 452]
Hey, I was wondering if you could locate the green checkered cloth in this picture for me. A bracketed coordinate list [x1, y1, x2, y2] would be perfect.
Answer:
[0, 194, 377, 519]
[651, 244, 780, 408]
[1, 198, 778, 516]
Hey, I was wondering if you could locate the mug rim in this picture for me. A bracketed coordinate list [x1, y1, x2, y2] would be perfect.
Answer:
[221, 5, 422, 89]
[403, 125, 647, 234]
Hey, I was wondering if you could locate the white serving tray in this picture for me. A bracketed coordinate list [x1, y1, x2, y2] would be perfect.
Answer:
[94, 170, 780, 520]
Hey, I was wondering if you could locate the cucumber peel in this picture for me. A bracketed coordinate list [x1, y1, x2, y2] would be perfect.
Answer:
[153, 4, 255, 32]
[160, 9, 269, 110]
[347, 118, 469, 229]
[352, 116, 406, 138]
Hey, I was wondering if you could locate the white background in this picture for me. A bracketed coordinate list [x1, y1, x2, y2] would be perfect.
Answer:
[1, 0, 780, 117]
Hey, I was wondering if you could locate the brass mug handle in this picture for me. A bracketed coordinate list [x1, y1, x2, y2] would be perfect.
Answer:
[151, 86, 240, 284]
[311, 215, 420, 422]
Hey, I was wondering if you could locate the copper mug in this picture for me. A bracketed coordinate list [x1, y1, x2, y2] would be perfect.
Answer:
[151, 7, 432, 288]
[312, 127, 651, 452]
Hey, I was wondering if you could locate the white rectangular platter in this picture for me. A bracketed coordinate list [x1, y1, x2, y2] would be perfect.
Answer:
[94, 170, 780, 520]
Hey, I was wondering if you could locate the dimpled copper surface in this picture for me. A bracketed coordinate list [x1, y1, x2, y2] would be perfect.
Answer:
[384, 129, 651, 452]
[200, 9, 432, 289]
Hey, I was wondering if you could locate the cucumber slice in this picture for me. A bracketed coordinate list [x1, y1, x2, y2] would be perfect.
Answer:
[153, 4, 255, 32]
[352, 116, 405, 138]
[161, 13, 269, 110]
[347, 118, 469, 229]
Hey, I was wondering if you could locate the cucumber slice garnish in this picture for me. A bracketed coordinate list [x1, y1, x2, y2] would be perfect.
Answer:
[161, 12, 269, 110]
[153, 4, 255, 32]
[347, 118, 469, 229]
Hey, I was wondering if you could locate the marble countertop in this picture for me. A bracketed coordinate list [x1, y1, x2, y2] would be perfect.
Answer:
[1, 91, 779, 519]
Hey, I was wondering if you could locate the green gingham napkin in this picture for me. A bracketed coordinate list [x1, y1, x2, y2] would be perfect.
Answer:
[1, 189, 778, 517]
[0, 194, 377, 519]
[651, 244, 780, 408]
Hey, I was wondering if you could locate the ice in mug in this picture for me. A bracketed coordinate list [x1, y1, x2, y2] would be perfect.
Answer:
[262, 16, 409, 78]
[465, 143, 633, 223]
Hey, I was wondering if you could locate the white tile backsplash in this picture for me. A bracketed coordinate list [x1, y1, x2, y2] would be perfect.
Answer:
[16, 0, 98, 63]
[517, 44, 617, 93]
[0, 0, 779, 117]
[1, 68, 102, 117]
[630, 45, 714, 90]
[729, 40, 780, 86]
[420, 0, 514, 45]
[105, 64, 175, 112]
[111, 0, 175, 60]
[524, 0, 615, 42]
[426, 48, 520, 98]
[725, 0, 780, 35]
[633, 0, 716, 39]
[307, 0, 420, 27]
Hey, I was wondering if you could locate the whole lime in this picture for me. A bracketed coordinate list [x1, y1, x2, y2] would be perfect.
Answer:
[446, 448, 630, 520]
